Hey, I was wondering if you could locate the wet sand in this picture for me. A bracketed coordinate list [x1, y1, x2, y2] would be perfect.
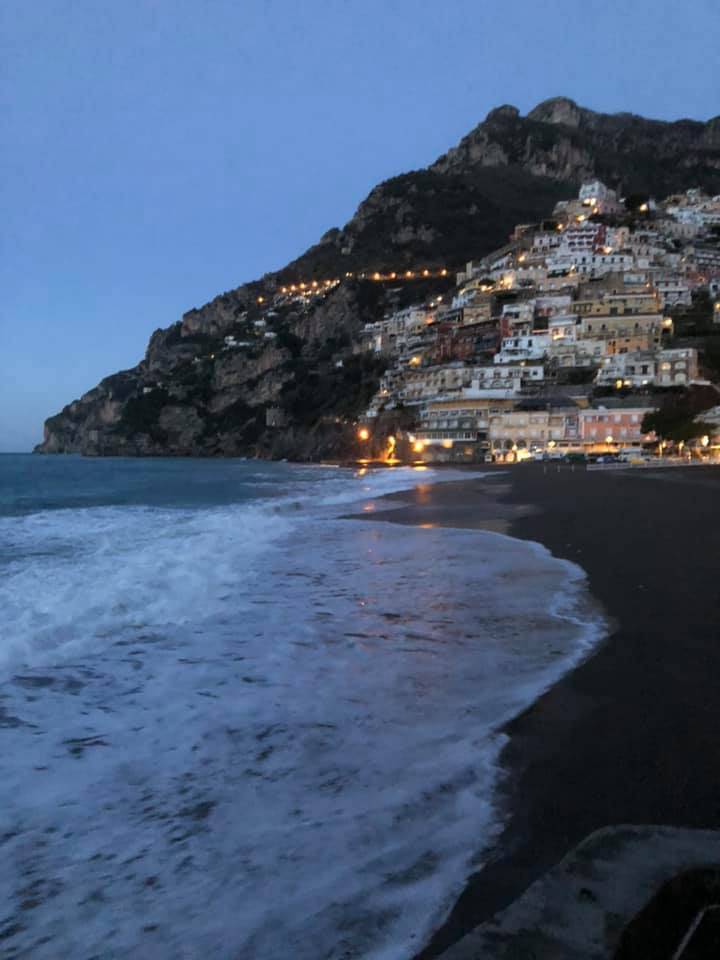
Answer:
[365, 464, 720, 958]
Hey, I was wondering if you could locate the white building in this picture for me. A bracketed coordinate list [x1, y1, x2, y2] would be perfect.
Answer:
[655, 278, 692, 309]
[578, 180, 620, 213]
[596, 352, 657, 387]
[548, 314, 580, 342]
[494, 333, 551, 364]
[471, 364, 545, 393]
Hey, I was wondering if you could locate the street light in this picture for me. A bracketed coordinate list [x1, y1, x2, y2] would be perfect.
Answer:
[358, 428, 370, 441]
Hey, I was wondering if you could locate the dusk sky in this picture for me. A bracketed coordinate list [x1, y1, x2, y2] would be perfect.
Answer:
[2, 0, 718, 452]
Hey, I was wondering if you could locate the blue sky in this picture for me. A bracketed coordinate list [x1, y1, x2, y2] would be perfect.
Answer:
[2, 0, 718, 451]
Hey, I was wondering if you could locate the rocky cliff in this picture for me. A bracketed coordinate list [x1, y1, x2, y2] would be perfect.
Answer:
[36, 97, 720, 459]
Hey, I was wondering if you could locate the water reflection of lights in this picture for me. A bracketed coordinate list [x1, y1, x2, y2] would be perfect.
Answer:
[415, 483, 432, 505]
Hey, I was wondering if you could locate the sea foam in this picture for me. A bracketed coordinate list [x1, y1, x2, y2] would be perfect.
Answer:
[0, 462, 605, 959]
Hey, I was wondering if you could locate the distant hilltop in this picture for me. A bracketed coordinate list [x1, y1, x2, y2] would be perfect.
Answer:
[36, 98, 720, 460]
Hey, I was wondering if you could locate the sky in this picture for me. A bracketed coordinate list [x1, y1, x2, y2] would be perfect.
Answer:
[2, 0, 718, 451]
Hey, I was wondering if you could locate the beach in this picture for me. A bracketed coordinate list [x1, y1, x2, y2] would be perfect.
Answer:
[365, 464, 720, 958]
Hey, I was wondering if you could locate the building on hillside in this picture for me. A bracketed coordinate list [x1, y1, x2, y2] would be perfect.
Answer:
[547, 337, 607, 368]
[682, 246, 720, 277]
[548, 314, 580, 342]
[534, 294, 574, 320]
[576, 273, 652, 299]
[655, 348, 698, 386]
[580, 312, 663, 348]
[595, 352, 657, 387]
[470, 363, 545, 393]
[428, 321, 500, 364]
[578, 180, 623, 214]
[606, 332, 661, 354]
[655, 278, 692, 309]
[547, 251, 637, 278]
[494, 332, 551, 364]
[437, 301, 493, 327]
[500, 302, 535, 336]
[398, 363, 475, 403]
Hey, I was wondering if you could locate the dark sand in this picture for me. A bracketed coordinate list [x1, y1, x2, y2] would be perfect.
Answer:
[366, 464, 720, 958]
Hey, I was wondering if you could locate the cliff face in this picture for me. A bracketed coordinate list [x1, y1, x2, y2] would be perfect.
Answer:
[433, 97, 720, 195]
[36, 97, 720, 459]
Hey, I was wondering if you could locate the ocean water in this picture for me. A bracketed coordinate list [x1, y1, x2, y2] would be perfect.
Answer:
[0, 455, 605, 959]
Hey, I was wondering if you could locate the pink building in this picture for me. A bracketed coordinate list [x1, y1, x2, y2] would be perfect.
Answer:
[580, 407, 656, 447]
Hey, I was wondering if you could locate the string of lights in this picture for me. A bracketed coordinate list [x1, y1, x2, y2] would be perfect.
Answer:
[255, 268, 450, 303]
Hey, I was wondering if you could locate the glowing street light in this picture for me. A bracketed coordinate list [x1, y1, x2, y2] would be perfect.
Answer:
[702, 435, 710, 447]
[358, 427, 370, 441]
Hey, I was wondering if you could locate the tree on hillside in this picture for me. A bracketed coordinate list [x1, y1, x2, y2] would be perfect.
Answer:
[641, 385, 718, 442]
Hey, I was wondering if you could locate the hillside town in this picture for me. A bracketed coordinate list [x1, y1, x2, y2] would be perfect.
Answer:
[347, 182, 720, 463]
[36, 175, 720, 464]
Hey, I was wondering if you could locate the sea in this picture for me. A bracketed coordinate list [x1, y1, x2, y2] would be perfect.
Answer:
[0, 454, 605, 959]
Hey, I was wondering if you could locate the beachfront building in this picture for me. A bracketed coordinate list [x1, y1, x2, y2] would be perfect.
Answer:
[580, 405, 656, 449]
[488, 407, 581, 455]
[416, 396, 517, 460]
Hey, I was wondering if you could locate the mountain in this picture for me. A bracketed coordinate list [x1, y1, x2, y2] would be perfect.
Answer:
[35, 97, 720, 458]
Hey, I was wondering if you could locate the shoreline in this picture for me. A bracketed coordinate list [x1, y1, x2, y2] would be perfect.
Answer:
[357, 464, 720, 958]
